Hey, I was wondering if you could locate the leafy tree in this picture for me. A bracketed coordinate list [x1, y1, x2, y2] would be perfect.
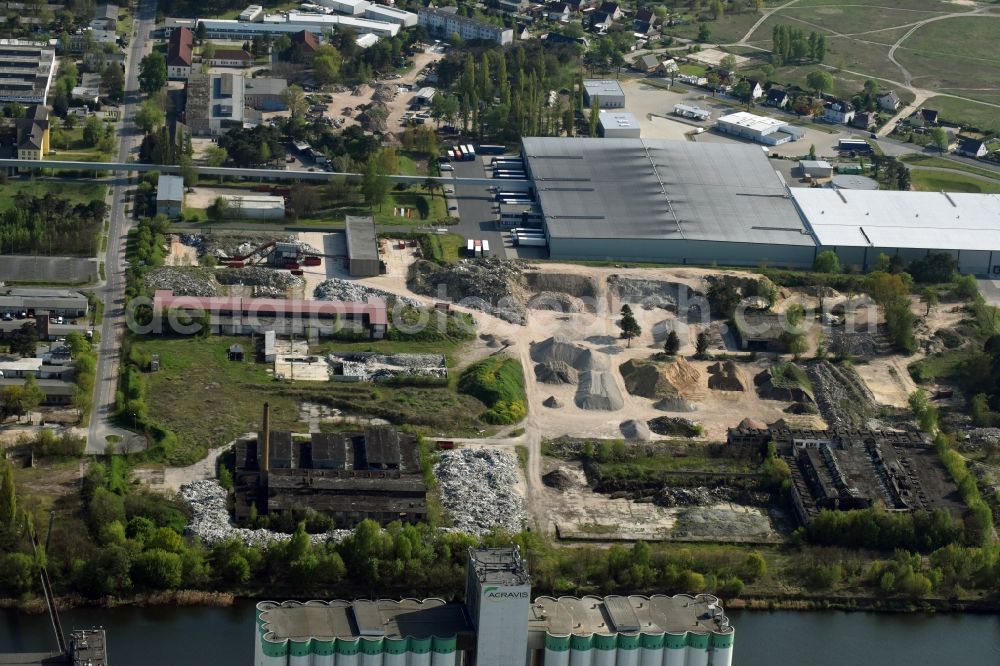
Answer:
[1, 387, 23, 420]
[697, 22, 711, 43]
[710, 0, 725, 19]
[82, 116, 106, 147]
[618, 305, 641, 347]
[0, 462, 15, 532]
[930, 127, 949, 154]
[720, 54, 737, 73]
[781, 331, 808, 359]
[813, 250, 841, 273]
[20, 374, 43, 417]
[908, 253, 956, 284]
[360, 158, 390, 211]
[132, 548, 183, 589]
[664, 330, 680, 355]
[135, 98, 165, 134]
[733, 80, 753, 109]
[588, 96, 600, 137]
[313, 45, 343, 84]
[101, 65, 124, 103]
[281, 84, 307, 119]
[806, 70, 833, 96]
[138, 52, 167, 94]
[0, 553, 34, 596]
[920, 287, 939, 316]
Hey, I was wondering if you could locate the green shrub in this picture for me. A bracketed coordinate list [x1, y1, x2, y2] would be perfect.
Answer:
[458, 356, 527, 425]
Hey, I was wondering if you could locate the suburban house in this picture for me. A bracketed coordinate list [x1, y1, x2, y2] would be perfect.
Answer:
[823, 99, 855, 124]
[589, 11, 614, 29]
[657, 58, 678, 76]
[746, 79, 764, 100]
[209, 49, 252, 67]
[167, 26, 193, 79]
[596, 1, 622, 20]
[851, 111, 876, 129]
[633, 8, 660, 34]
[920, 108, 939, 125]
[90, 4, 118, 31]
[244, 77, 289, 111]
[765, 88, 790, 109]
[545, 2, 572, 21]
[15, 105, 49, 160]
[956, 137, 988, 158]
[877, 90, 900, 111]
[156, 175, 184, 219]
[633, 53, 659, 73]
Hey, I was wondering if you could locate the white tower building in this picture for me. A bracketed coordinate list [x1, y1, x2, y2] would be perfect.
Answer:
[465, 547, 531, 666]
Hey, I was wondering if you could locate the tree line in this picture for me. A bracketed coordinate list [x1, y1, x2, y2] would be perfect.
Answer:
[771, 25, 826, 67]
[0, 194, 106, 256]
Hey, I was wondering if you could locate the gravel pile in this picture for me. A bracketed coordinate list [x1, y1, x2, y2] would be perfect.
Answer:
[144, 267, 219, 297]
[179, 480, 349, 547]
[215, 266, 303, 289]
[435, 448, 525, 534]
[807, 360, 877, 429]
[828, 330, 877, 358]
[180, 234, 206, 253]
[608, 276, 694, 310]
[315, 279, 420, 307]
[408, 258, 531, 324]
[371, 84, 397, 103]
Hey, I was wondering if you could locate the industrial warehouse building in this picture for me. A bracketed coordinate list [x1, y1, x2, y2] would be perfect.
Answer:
[582, 79, 625, 108]
[791, 189, 1000, 275]
[521, 137, 816, 267]
[255, 547, 735, 665]
[516, 138, 1000, 275]
[598, 111, 641, 138]
[715, 111, 802, 145]
[345, 215, 380, 277]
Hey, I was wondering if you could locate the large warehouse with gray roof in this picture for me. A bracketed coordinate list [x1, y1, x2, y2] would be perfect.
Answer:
[517, 137, 1000, 275]
[522, 137, 817, 267]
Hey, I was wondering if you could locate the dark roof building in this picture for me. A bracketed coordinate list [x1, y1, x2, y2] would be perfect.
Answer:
[167, 26, 193, 79]
[345, 215, 380, 277]
[291, 29, 319, 53]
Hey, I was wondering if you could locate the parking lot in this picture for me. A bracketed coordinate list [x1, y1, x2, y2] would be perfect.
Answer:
[620, 78, 874, 160]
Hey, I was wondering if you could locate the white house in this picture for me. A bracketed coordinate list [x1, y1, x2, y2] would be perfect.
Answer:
[823, 100, 855, 125]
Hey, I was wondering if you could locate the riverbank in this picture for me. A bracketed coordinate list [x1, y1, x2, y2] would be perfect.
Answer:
[5, 588, 997, 616]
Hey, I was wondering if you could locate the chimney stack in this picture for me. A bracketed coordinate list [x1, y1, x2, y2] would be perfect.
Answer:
[261, 402, 271, 476]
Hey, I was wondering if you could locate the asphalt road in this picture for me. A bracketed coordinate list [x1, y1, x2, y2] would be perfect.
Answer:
[450, 158, 508, 259]
[87, 0, 158, 453]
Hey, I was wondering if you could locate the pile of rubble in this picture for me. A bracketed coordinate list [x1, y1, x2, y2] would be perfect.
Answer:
[807, 360, 877, 429]
[179, 234, 206, 254]
[652, 486, 733, 508]
[328, 351, 447, 382]
[205, 233, 295, 259]
[314, 279, 420, 307]
[408, 258, 531, 324]
[179, 480, 349, 547]
[608, 276, 695, 311]
[215, 266, 303, 290]
[647, 416, 701, 437]
[144, 267, 219, 297]
[435, 448, 525, 534]
[371, 83, 397, 103]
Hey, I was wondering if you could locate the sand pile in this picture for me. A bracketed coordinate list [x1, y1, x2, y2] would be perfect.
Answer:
[619, 357, 701, 400]
[707, 361, 748, 392]
[738, 417, 768, 430]
[620, 419, 652, 440]
[542, 469, 574, 491]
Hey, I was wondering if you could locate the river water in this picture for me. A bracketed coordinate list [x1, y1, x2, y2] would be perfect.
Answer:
[0, 602, 998, 665]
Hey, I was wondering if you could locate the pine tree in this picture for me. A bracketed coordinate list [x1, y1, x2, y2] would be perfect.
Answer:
[664, 331, 680, 355]
[619, 305, 641, 347]
[589, 96, 600, 137]
[696, 332, 709, 359]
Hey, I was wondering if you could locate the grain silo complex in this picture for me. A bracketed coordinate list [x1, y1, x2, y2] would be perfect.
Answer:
[254, 547, 735, 665]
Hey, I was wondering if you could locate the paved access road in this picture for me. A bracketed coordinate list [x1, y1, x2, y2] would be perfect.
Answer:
[87, 0, 158, 453]
[450, 158, 509, 259]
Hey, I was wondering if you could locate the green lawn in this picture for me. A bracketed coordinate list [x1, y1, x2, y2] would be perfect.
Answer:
[908, 349, 974, 383]
[910, 170, 1000, 194]
[895, 17, 1000, 104]
[924, 96, 1000, 134]
[901, 154, 1000, 182]
[0, 180, 107, 211]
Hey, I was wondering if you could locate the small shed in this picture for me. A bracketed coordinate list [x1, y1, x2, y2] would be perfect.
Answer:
[262, 330, 276, 363]
[149, 354, 160, 372]
[228, 344, 245, 361]
[345, 215, 380, 277]
[156, 175, 184, 219]
[598, 111, 641, 138]
[800, 160, 834, 180]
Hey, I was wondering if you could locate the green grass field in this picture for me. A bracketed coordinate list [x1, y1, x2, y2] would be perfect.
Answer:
[133, 334, 492, 464]
[924, 96, 1000, 134]
[901, 154, 1000, 181]
[910, 170, 1000, 194]
[0, 180, 107, 211]
[895, 17, 1000, 100]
